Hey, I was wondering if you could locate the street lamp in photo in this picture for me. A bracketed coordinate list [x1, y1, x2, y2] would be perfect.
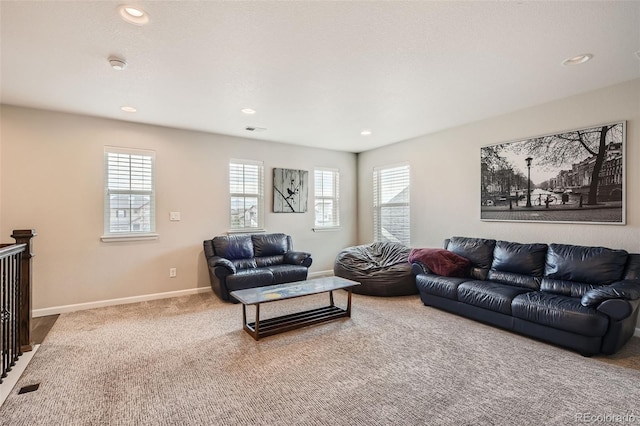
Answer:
[525, 157, 533, 208]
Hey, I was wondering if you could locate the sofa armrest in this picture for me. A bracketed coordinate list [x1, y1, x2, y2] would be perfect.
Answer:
[411, 261, 431, 276]
[581, 280, 640, 307]
[284, 251, 312, 267]
[596, 299, 636, 321]
[208, 256, 236, 274]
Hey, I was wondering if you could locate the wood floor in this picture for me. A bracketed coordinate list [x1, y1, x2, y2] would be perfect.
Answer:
[32, 315, 59, 345]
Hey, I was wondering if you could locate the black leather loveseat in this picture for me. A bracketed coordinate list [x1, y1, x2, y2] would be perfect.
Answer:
[411, 236, 640, 355]
[203, 233, 312, 301]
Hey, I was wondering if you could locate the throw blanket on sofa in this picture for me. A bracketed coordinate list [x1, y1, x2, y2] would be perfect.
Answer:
[408, 248, 470, 277]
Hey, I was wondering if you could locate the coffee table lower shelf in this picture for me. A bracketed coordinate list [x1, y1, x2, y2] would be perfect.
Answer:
[243, 303, 349, 340]
[230, 277, 359, 341]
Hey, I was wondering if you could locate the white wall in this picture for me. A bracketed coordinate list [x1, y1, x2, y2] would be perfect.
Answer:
[358, 78, 640, 252]
[0, 106, 357, 311]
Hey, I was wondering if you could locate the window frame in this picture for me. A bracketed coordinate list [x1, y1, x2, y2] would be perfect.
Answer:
[313, 167, 340, 231]
[373, 163, 410, 245]
[101, 147, 157, 242]
[229, 159, 265, 233]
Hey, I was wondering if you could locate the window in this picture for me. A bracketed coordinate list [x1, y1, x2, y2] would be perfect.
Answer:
[373, 164, 410, 245]
[229, 159, 264, 231]
[103, 147, 156, 240]
[314, 168, 340, 228]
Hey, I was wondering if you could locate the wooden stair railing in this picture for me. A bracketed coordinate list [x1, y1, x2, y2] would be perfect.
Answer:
[0, 229, 36, 383]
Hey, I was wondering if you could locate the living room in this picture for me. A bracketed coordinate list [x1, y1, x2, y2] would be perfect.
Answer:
[1, 1, 639, 424]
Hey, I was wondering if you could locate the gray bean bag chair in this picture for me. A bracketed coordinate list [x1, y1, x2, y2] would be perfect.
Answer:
[334, 242, 417, 296]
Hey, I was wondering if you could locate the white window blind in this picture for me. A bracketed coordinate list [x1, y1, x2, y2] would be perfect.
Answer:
[373, 164, 410, 245]
[229, 159, 264, 231]
[103, 147, 156, 238]
[314, 168, 340, 228]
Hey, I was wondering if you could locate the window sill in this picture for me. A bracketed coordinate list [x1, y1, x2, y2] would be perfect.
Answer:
[312, 226, 341, 232]
[101, 233, 159, 243]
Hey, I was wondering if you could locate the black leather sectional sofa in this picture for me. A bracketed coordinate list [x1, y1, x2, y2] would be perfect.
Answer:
[203, 233, 312, 301]
[411, 236, 640, 355]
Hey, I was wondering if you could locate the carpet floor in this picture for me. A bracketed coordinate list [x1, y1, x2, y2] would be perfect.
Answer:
[1, 291, 639, 425]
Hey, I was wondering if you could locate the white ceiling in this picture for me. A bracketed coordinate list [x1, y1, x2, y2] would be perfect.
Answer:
[1, 1, 639, 153]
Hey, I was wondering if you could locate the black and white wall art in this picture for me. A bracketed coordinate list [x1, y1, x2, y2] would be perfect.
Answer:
[273, 168, 309, 213]
[480, 121, 625, 224]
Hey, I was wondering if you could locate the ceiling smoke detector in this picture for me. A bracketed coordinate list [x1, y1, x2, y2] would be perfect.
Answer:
[108, 57, 127, 70]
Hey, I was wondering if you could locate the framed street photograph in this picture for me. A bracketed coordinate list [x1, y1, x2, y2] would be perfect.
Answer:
[480, 121, 625, 224]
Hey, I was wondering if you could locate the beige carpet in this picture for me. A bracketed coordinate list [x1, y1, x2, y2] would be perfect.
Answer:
[1, 292, 639, 425]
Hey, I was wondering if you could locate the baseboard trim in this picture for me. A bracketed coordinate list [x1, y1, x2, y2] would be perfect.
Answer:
[308, 270, 334, 278]
[0, 344, 40, 405]
[33, 273, 336, 317]
[32, 287, 212, 318]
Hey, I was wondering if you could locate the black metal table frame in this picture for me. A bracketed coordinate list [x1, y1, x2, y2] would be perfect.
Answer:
[241, 289, 353, 340]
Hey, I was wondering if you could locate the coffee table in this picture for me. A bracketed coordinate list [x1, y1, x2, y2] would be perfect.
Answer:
[229, 276, 360, 340]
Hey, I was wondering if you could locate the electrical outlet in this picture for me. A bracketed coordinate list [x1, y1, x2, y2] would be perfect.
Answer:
[169, 268, 177, 278]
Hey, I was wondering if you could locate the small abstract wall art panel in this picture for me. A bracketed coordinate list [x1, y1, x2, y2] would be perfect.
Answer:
[480, 121, 625, 224]
[273, 168, 309, 213]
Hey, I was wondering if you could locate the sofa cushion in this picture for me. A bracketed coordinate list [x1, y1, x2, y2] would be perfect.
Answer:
[213, 235, 254, 260]
[447, 237, 496, 271]
[487, 270, 541, 291]
[540, 278, 600, 298]
[408, 248, 470, 277]
[491, 241, 547, 276]
[415, 274, 469, 300]
[252, 233, 289, 257]
[266, 264, 308, 283]
[231, 258, 257, 270]
[225, 268, 274, 292]
[512, 292, 608, 337]
[458, 281, 532, 315]
[544, 243, 628, 285]
[255, 255, 286, 267]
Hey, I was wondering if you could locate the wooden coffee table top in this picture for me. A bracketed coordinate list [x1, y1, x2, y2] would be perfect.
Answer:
[230, 276, 360, 305]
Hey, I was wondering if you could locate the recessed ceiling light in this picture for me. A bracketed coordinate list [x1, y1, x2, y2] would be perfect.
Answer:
[241, 108, 256, 115]
[360, 129, 372, 136]
[120, 106, 137, 113]
[562, 53, 593, 66]
[108, 57, 127, 70]
[118, 5, 149, 26]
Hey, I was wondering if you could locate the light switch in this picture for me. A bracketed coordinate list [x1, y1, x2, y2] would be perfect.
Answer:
[170, 212, 181, 221]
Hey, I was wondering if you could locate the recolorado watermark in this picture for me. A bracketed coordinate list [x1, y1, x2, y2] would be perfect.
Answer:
[575, 412, 638, 423]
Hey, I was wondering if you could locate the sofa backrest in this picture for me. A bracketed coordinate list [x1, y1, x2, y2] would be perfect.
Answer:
[252, 233, 292, 256]
[487, 240, 547, 290]
[445, 237, 496, 280]
[212, 235, 254, 259]
[204, 233, 295, 269]
[623, 254, 640, 280]
[541, 243, 629, 297]
[440, 237, 636, 296]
